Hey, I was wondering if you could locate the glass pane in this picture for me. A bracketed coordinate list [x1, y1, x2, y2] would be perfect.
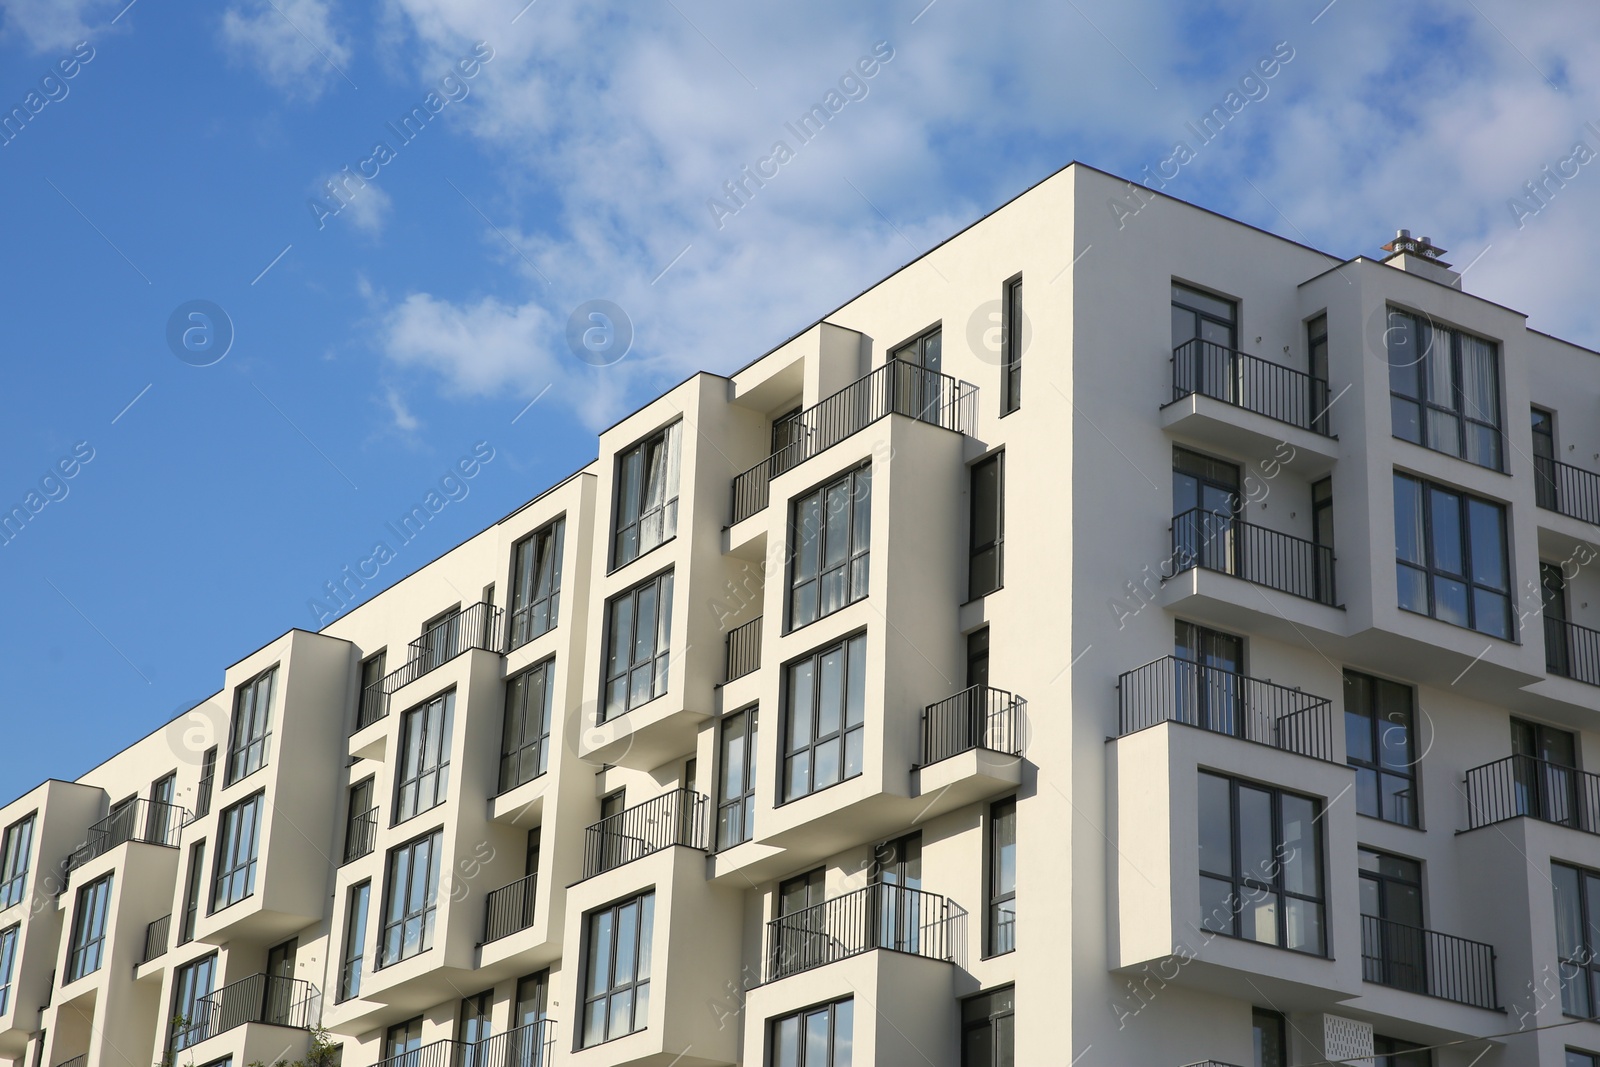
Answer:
[1245, 893, 1279, 945]
[774, 1016, 800, 1067]
[844, 730, 863, 779]
[818, 649, 844, 736]
[796, 493, 821, 580]
[1474, 590, 1509, 639]
[805, 1008, 830, 1063]
[1429, 489, 1463, 575]
[1237, 786, 1273, 882]
[587, 911, 613, 995]
[1396, 564, 1428, 615]
[1197, 773, 1232, 877]
[788, 664, 814, 748]
[833, 1000, 854, 1067]
[1468, 499, 1506, 588]
[1279, 796, 1319, 895]
[637, 894, 654, 976]
[1392, 476, 1425, 564]
[1285, 896, 1323, 955]
[1354, 767, 1380, 819]
[614, 902, 638, 982]
[1391, 397, 1421, 443]
[1433, 576, 1469, 627]
[607, 987, 633, 1039]
[825, 483, 849, 567]
[1200, 875, 1234, 934]
[846, 637, 867, 726]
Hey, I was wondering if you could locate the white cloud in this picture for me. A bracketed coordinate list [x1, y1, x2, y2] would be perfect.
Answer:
[0, 0, 120, 53]
[323, 176, 391, 236]
[220, 0, 352, 101]
[384, 388, 420, 432]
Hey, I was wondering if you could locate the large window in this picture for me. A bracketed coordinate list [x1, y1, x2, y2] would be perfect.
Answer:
[961, 986, 1012, 1067]
[212, 793, 263, 911]
[782, 635, 867, 803]
[1554, 862, 1600, 1016]
[171, 953, 217, 1051]
[66, 874, 113, 981]
[226, 666, 277, 785]
[1394, 473, 1510, 639]
[1344, 671, 1418, 827]
[381, 829, 442, 967]
[1569, 1051, 1600, 1067]
[969, 453, 1004, 600]
[1374, 1035, 1430, 1066]
[0, 924, 17, 1015]
[179, 841, 205, 944]
[771, 997, 853, 1067]
[788, 466, 871, 630]
[500, 660, 554, 793]
[1387, 309, 1503, 470]
[602, 571, 673, 721]
[396, 691, 454, 823]
[717, 707, 758, 850]
[1197, 772, 1324, 955]
[338, 881, 370, 1002]
[612, 422, 682, 568]
[581, 891, 654, 1047]
[987, 798, 1017, 956]
[0, 814, 34, 910]
[1001, 275, 1023, 415]
[510, 518, 565, 649]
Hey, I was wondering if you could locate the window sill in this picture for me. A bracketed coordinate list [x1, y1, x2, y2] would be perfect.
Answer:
[598, 690, 669, 725]
[1389, 434, 1508, 477]
[222, 764, 269, 792]
[775, 770, 864, 809]
[207, 891, 256, 917]
[580, 1026, 648, 1050]
[782, 595, 870, 638]
[1396, 604, 1517, 646]
[606, 536, 677, 578]
[391, 800, 450, 830]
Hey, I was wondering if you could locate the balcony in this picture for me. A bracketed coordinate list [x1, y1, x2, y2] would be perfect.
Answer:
[364, 601, 504, 722]
[373, 1022, 555, 1067]
[1464, 753, 1600, 834]
[764, 882, 962, 981]
[582, 789, 709, 878]
[1360, 915, 1499, 1010]
[1546, 614, 1600, 687]
[919, 685, 1025, 766]
[1536, 455, 1600, 526]
[143, 914, 170, 964]
[1117, 656, 1335, 762]
[1169, 508, 1337, 606]
[68, 798, 189, 870]
[1171, 339, 1332, 436]
[724, 616, 761, 682]
[730, 360, 977, 524]
[482, 872, 536, 944]
[171, 973, 322, 1050]
[343, 808, 377, 864]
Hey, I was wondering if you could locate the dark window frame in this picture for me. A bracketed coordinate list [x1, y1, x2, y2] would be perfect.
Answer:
[787, 464, 872, 631]
[961, 985, 1014, 1067]
[509, 517, 566, 649]
[1000, 274, 1023, 416]
[1387, 307, 1504, 471]
[195, 747, 217, 818]
[66, 873, 113, 982]
[601, 569, 674, 723]
[890, 323, 943, 371]
[780, 633, 868, 804]
[611, 421, 682, 570]
[337, 880, 369, 1002]
[170, 951, 218, 1051]
[358, 650, 387, 731]
[769, 996, 854, 1067]
[579, 890, 655, 1048]
[1554, 861, 1600, 1017]
[211, 792, 264, 912]
[1343, 670, 1420, 828]
[969, 451, 1005, 600]
[499, 658, 555, 794]
[1393, 472, 1512, 640]
[178, 840, 205, 944]
[225, 666, 277, 786]
[0, 813, 35, 910]
[394, 690, 454, 825]
[716, 706, 758, 851]
[379, 827, 443, 968]
[0, 923, 18, 1016]
[986, 797, 1016, 957]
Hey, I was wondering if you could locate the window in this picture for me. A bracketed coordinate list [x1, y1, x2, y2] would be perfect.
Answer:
[1512, 717, 1580, 825]
[1533, 407, 1560, 510]
[1374, 1035, 1430, 1066]
[969, 453, 1004, 599]
[170, 953, 217, 1051]
[1359, 849, 1425, 993]
[961, 986, 1013, 1067]
[344, 778, 375, 863]
[148, 772, 177, 842]
[395, 692, 454, 823]
[1554, 862, 1600, 1016]
[1394, 473, 1511, 639]
[418, 607, 462, 672]
[1172, 283, 1238, 350]
[613, 422, 682, 568]
[771, 998, 853, 1067]
[385, 1018, 423, 1064]
[381, 829, 442, 967]
[500, 659, 554, 793]
[581, 891, 654, 1047]
[338, 882, 369, 1002]
[602, 571, 674, 721]
[515, 969, 549, 1030]
[1568, 1051, 1600, 1067]
[987, 798, 1016, 956]
[1387, 308, 1503, 470]
[1252, 1008, 1286, 1067]
[459, 990, 493, 1066]
[1546, 562, 1574, 677]
[510, 519, 565, 649]
[1344, 671, 1419, 827]
[195, 746, 217, 818]
[358, 651, 387, 729]
[772, 868, 827, 976]
[890, 325, 944, 422]
[1001, 276, 1023, 415]
[788, 466, 871, 629]
[1197, 772, 1324, 955]
[717, 707, 758, 850]
[179, 841, 205, 944]
[66, 874, 113, 981]
[0, 924, 17, 1015]
[1307, 314, 1330, 434]
[0, 814, 34, 910]
[892, 325, 942, 371]
[212, 793, 263, 910]
[782, 635, 867, 802]
[226, 667, 276, 785]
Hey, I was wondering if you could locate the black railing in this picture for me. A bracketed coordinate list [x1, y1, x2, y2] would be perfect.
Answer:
[483, 872, 538, 943]
[1117, 656, 1335, 762]
[143, 914, 171, 964]
[343, 808, 378, 864]
[1172, 338, 1331, 435]
[582, 789, 709, 878]
[368, 603, 505, 721]
[1536, 455, 1600, 525]
[471, 1019, 556, 1067]
[374, 1039, 468, 1067]
[70, 799, 190, 869]
[725, 617, 762, 682]
[920, 685, 1026, 766]
[765, 882, 958, 981]
[1360, 914, 1499, 1010]
[358, 681, 389, 730]
[171, 974, 322, 1050]
[1169, 507, 1337, 605]
[730, 360, 978, 523]
[1546, 614, 1600, 687]
[1464, 753, 1600, 834]
[54, 1056, 86, 1067]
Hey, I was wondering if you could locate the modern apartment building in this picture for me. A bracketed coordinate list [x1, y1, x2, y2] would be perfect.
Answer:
[3, 162, 1600, 1067]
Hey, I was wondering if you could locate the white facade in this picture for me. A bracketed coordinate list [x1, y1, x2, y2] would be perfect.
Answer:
[1, 163, 1598, 1067]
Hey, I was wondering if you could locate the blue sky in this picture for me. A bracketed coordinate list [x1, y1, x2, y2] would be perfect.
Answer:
[1, 0, 1597, 797]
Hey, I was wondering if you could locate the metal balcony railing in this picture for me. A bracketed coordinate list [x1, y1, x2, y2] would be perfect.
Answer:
[1117, 656, 1335, 762]
[54, 1056, 85, 1067]
[366, 602, 505, 722]
[582, 789, 709, 878]
[375, 1039, 466, 1067]
[143, 914, 171, 964]
[1546, 614, 1600, 687]
[343, 808, 378, 864]
[1171, 338, 1331, 435]
[1536, 455, 1600, 525]
[68, 799, 190, 870]
[483, 872, 537, 944]
[725, 616, 762, 682]
[1360, 914, 1499, 1010]
[730, 360, 978, 523]
[170, 973, 322, 1051]
[373, 1022, 558, 1067]
[1169, 507, 1338, 606]
[1464, 753, 1600, 834]
[765, 882, 959, 982]
[919, 685, 1026, 766]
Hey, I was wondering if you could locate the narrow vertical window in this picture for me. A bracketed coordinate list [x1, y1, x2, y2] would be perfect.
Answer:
[1307, 314, 1329, 434]
[338, 881, 369, 1002]
[789, 466, 871, 629]
[225, 667, 277, 785]
[782, 635, 868, 802]
[717, 707, 758, 849]
[358, 651, 387, 730]
[960, 986, 1013, 1067]
[395, 691, 454, 823]
[510, 518, 565, 649]
[969, 452, 1004, 599]
[0, 924, 18, 1015]
[500, 660, 555, 793]
[66, 874, 113, 981]
[169, 953, 217, 1051]
[147, 772, 177, 844]
[343, 778, 376, 863]
[987, 798, 1016, 955]
[1555, 862, 1600, 1017]
[178, 840, 205, 944]
[581, 891, 655, 1047]
[1532, 407, 1558, 510]
[1001, 275, 1023, 415]
[602, 571, 674, 721]
[195, 747, 217, 818]
[613, 422, 682, 568]
[212, 793, 263, 910]
[0, 814, 35, 910]
[380, 829, 443, 966]
[1343, 671, 1418, 826]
